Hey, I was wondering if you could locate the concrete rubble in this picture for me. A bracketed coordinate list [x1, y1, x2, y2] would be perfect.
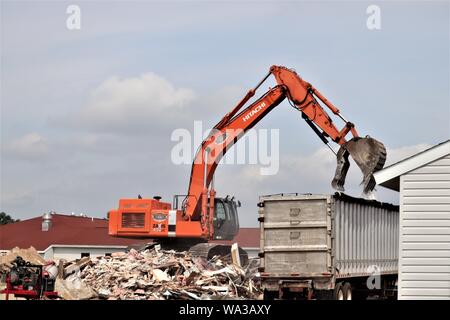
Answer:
[55, 271, 97, 300]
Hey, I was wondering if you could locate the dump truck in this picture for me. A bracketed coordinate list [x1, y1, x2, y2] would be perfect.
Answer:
[258, 193, 399, 300]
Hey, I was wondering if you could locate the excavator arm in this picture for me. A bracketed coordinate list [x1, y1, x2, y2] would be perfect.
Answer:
[183, 65, 386, 227]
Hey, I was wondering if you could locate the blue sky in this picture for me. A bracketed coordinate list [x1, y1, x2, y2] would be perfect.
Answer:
[1, 0, 449, 225]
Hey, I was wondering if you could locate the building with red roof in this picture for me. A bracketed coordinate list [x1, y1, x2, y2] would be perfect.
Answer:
[0, 213, 259, 260]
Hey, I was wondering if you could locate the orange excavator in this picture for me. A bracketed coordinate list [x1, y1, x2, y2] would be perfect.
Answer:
[108, 65, 386, 257]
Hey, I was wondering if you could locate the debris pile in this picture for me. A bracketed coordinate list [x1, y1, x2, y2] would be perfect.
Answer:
[1, 246, 261, 300]
[80, 247, 261, 300]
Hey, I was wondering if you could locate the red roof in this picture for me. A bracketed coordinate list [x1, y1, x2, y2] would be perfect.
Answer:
[212, 228, 260, 248]
[0, 214, 259, 251]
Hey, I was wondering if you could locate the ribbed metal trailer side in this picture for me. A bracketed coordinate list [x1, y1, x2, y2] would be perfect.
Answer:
[259, 193, 399, 299]
[333, 197, 398, 277]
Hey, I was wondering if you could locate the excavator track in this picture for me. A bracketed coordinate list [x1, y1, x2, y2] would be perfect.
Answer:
[126, 240, 249, 266]
[189, 243, 249, 266]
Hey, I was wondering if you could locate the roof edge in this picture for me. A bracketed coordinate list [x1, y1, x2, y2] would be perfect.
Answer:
[42, 244, 129, 252]
[374, 140, 450, 186]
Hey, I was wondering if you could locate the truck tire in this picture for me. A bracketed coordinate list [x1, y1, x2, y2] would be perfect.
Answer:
[334, 282, 345, 300]
[343, 282, 352, 300]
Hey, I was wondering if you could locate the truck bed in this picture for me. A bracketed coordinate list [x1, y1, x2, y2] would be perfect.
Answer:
[258, 193, 399, 290]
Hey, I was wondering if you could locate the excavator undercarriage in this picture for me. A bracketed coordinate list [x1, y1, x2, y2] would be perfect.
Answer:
[126, 239, 249, 266]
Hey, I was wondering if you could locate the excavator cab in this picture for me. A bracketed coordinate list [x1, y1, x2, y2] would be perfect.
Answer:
[212, 197, 240, 240]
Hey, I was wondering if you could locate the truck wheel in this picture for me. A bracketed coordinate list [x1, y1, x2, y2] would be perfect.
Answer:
[334, 282, 345, 300]
[343, 282, 352, 300]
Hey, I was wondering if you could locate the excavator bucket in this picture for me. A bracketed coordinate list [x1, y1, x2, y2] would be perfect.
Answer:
[331, 136, 387, 195]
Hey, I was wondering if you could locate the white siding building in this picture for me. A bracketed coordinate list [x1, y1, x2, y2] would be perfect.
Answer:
[374, 140, 450, 300]
[41, 245, 129, 261]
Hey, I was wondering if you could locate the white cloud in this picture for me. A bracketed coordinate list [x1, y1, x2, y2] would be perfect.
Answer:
[232, 147, 337, 187]
[76, 73, 196, 133]
[4, 133, 49, 160]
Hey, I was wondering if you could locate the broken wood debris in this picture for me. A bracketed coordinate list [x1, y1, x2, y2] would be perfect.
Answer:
[78, 248, 261, 300]
[0, 246, 261, 300]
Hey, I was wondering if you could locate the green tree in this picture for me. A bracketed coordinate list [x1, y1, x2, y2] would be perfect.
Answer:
[0, 212, 20, 225]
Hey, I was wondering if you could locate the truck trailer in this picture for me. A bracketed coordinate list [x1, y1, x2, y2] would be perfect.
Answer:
[258, 193, 399, 300]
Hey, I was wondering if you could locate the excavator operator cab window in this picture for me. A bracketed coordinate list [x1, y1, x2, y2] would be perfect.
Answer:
[214, 200, 227, 228]
[212, 197, 239, 241]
